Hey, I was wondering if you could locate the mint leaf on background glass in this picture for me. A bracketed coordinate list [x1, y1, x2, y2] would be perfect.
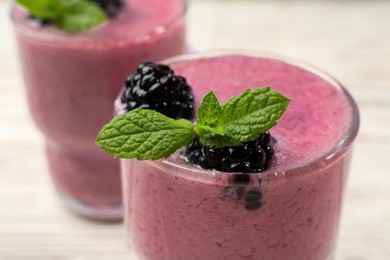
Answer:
[96, 108, 196, 160]
[56, 0, 108, 32]
[16, 0, 108, 32]
[96, 87, 290, 159]
[17, 0, 62, 20]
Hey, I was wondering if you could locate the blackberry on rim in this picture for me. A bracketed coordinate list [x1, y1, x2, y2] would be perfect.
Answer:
[94, 0, 125, 17]
[122, 61, 195, 120]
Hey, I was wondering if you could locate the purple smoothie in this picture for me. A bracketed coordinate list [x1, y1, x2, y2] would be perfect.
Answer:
[11, 0, 187, 220]
[119, 52, 359, 259]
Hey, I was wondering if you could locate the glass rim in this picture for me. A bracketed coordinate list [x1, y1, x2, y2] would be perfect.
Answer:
[119, 49, 360, 182]
[9, 0, 188, 43]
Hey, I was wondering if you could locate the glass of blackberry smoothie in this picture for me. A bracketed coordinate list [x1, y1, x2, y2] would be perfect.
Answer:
[97, 50, 359, 259]
[11, 0, 187, 220]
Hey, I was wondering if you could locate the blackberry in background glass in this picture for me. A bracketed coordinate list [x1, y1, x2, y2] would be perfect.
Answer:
[93, 0, 125, 18]
[122, 62, 195, 120]
[182, 132, 275, 173]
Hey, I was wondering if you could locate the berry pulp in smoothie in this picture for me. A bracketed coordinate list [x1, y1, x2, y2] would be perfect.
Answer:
[121, 53, 359, 259]
[12, 0, 187, 219]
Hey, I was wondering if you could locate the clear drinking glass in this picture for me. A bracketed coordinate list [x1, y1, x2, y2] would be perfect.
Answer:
[118, 50, 359, 259]
[11, 0, 188, 220]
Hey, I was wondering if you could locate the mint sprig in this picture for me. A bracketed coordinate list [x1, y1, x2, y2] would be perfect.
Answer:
[96, 87, 290, 160]
[17, 0, 108, 32]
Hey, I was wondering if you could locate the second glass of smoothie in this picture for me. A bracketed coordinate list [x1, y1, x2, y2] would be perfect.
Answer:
[118, 51, 360, 259]
[11, 0, 187, 220]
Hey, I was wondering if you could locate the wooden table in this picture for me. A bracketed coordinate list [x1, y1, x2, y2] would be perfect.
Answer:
[1, 0, 389, 259]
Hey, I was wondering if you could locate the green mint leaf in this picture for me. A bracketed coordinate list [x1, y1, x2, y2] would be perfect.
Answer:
[56, 0, 108, 33]
[196, 125, 225, 136]
[199, 133, 242, 148]
[216, 87, 290, 144]
[196, 91, 222, 127]
[96, 108, 196, 160]
[194, 91, 225, 138]
[17, 0, 62, 20]
[193, 87, 290, 148]
[17, 0, 108, 33]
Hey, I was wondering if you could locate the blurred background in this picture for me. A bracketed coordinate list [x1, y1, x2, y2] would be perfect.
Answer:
[1, 0, 390, 259]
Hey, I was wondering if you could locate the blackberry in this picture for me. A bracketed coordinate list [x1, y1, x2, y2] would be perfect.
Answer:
[245, 189, 262, 202]
[223, 185, 264, 211]
[224, 186, 245, 199]
[245, 201, 262, 211]
[93, 0, 124, 18]
[182, 131, 275, 173]
[122, 62, 195, 120]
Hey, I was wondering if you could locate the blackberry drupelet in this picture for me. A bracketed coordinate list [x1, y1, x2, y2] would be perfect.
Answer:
[223, 185, 263, 210]
[183, 132, 275, 173]
[122, 62, 195, 120]
[244, 188, 263, 210]
[93, 0, 124, 17]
